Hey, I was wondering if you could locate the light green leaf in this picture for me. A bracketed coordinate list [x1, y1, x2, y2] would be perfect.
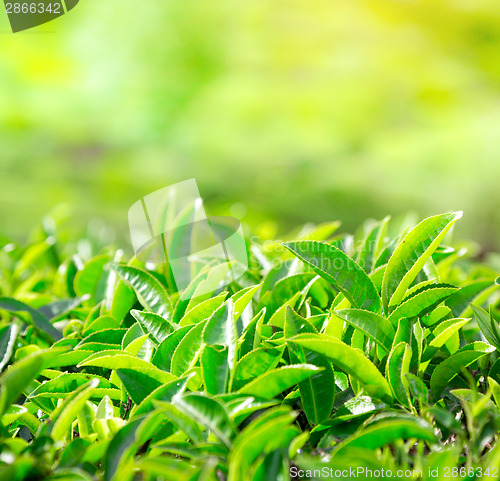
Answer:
[267, 292, 301, 328]
[153, 400, 203, 443]
[388, 285, 458, 326]
[82, 315, 120, 336]
[74, 254, 110, 301]
[228, 408, 298, 481]
[287, 334, 392, 402]
[1, 404, 27, 425]
[178, 292, 227, 327]
[171, 320, 207, 376]
[334, 308, 395, 352]
[201, 344, 230, 395]
[51, 379, 99, 442]
[131, 310, 177, 345]
[29, 373, 115, 399]
[131, 375, 192, 419]
[152, 324, 194, 372]
[386, 342, 412, 407]
[103, 418, 142, 481]
[238, 364, 323, 400]
[78, 352, 154, 371]
[116, 368, 176, 404]
[134, 457, 195, 481]
[420, 318, 471, 371]
[283, 241, 382, 314]
[110, 264, 172, 318]
[356, 216, 390, 274]
[0, 347, 66, 417]
[430, 342, 494, 397]
[172, 392, 236, 447]
[232, 283, 262, 320]
[76, 329, 127, 349]
[471, 304, 500, 351]
[233, 346, 285, 391]
[334, 417, 436, 456]
[446, 280, 494, 317]
[258, 274, 316, 317]
[202, 300, 237, 370]
[382, 212, 462, 310]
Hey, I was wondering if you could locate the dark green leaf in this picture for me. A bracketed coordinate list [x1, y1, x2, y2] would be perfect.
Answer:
[0, 297, 62, 341]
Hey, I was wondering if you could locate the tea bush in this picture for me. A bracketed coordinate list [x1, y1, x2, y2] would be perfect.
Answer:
[1, 212, 500, 480]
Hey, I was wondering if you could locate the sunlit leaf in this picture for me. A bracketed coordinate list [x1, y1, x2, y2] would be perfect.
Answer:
[284, 241, 383, 313]
[382, 212, 462, 310]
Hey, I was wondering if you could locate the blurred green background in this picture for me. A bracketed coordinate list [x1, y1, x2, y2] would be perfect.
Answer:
[1, 0, 500, 248]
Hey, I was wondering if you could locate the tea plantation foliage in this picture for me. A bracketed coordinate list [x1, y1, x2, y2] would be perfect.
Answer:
[2, 212, 500, 480]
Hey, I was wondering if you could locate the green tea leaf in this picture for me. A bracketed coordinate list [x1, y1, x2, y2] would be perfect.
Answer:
[171, 320, 207, 376]
[79, 352, 154, 371]
[283, 241, 382, 314]
[152, 324, 194, 372]
[203, 300, 237, 371]
[0, 297, 62, 341]
[153, 400, 203, 443]
[388, 286, 458, 326]
[471, 304, 500, 351]
[131, 310, 177, 345]
[288, 334, 392, 402]
[74, 254, 110, 301]
[228, 409, 298, 481]
[83, 315, 120, 336]
[134, 457, 195, 481]
[233, 346, 285, 391]
[38, 297, 86, 322]
[232, 283, 262, 320]
[178, 292, 227, 327]
[420, 318, 471, 371]
[284, 307, 334, 425]
[103, 418, 142, 481]
[356, 216, 390, 274]
[201, 344, 230, 394]
[258, 274, 316, 318]
[0, 347, 65, 416]
[430, 342, 494, 397]
[110, 264, 172, 318]
[51, 379, 99, 442]
[116, 368, 176, 404]
[238, 364, 323, 400]
[0, 325, 17, 372]
[29, 373, 114, 399]
[131, 376, 192, 419]
[334, 417, 436, 456]
[446, 280, 494, 317]
[76, 329, 127, 349]
[382, 212, 462, 310]
[386, 342, 412, 407]
[334, 308, 395, 352]
[172, 392, 236, 448]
